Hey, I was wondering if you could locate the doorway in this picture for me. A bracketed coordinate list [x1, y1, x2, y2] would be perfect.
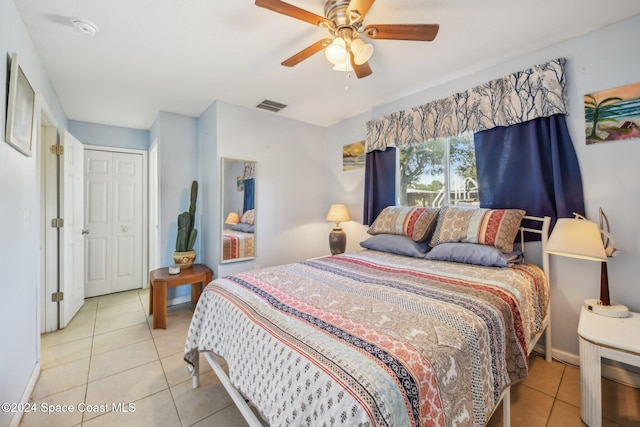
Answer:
[40, 124, 86, 330]
[148, 141, 160, 272]
[84, 146, 148, 298]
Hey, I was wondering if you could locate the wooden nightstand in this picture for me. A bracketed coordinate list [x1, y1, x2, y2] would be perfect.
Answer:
[578, 307, 640, 426]
[148, 264, 212, 329]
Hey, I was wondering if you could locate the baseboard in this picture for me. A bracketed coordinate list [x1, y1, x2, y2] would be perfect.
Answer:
[10, 362, 40, 427]
[533, 344, 640, 389]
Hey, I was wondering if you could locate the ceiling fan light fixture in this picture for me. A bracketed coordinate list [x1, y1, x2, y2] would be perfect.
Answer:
[332, 60, 352, 72]
[351, 39, 374, 65]
[325, 37, 348, 65]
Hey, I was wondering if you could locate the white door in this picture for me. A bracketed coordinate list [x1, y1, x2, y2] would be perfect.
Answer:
[84, 149, 144, 297]
[60, 130, 85, 328]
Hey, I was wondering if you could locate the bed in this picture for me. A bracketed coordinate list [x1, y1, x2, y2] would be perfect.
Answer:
[222, 229, 255, 261]
[185, 209, 551, 427]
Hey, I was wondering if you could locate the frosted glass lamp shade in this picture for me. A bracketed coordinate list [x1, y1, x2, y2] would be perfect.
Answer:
[350, 38, 374, 65]
[333, 60, 353, 71]
[325, 38, 348, 65]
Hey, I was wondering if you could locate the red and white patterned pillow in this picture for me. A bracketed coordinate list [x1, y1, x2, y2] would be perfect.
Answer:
[429, 206, 525, 253]
[367, 206, 440, 242]
[240, 209, 255, 225]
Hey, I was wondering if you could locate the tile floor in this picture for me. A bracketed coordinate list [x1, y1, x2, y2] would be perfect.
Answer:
[21, 288, 640, 427]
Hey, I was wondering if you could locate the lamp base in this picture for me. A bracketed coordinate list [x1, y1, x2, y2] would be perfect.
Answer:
[329, 227, 346, 255]
[584, 298, 629, 318]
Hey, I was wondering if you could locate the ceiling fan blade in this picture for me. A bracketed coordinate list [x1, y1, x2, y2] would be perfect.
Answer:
[282, 38, 332, 67]
[347, 0, 375, 23]
[255, 0, 332, 27]
[362, 24, 439, 41]
[350, 51, 372, 79]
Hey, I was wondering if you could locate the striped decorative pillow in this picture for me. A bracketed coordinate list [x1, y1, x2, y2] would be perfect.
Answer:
[240, 209, 255, 225]
[367, 206, 440, 242]
[429, 206, 525, 253]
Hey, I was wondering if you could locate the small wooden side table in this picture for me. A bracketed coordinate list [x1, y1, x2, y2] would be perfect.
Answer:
[149, 264, 212, 329]
[578, 307, 640, 426]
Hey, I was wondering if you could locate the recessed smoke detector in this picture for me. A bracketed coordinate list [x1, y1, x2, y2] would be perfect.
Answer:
[256, 99, 287, 113]
[72, 18, 99, 36]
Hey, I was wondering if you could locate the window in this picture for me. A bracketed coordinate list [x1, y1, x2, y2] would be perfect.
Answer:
[398, 131, 479, 207]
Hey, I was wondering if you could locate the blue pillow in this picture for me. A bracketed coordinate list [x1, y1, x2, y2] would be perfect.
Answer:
[231, 223, 254, 233]
[360, 234, 431, 258]
[425, 243, 523, 267]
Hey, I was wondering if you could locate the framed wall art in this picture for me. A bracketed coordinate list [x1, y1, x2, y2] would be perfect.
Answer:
[342, 140, 365, 171]
[585, 82, 640, 145]
[5, 53, 36, 156]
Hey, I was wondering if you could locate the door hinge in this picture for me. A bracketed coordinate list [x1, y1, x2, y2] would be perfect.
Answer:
[51, 218, 64, 228]
[50, 145, 64, 155]
[51, 292, 64, 302]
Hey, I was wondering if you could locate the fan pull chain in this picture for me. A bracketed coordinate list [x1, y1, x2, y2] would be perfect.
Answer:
[345, 71, 351, 91]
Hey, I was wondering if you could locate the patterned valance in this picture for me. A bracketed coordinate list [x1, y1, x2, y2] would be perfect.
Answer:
[243, 162, 255, 180]
[365, 58, 568, 153]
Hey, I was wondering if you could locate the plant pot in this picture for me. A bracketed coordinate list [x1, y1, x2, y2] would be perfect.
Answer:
[172, 250, 196, 269]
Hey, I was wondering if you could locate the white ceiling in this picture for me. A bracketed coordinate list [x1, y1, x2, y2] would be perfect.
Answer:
[14, 0, 640, 130]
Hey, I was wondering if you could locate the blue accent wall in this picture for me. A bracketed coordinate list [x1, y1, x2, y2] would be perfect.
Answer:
[68, 120, 150, 150]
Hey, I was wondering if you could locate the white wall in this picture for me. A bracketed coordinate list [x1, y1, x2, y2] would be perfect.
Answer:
[150, 112, 199, 299]
[326, 15, 640, 362]
[0, 0, 67, 425]
[196, 102, 219, 278]
[211, 102, 329, 277]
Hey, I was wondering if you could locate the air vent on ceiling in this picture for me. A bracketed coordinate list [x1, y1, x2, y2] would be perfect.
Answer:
[256, 99, 287, 113]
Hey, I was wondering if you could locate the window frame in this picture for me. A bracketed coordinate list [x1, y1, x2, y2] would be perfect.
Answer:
[396, 132, 478, 208]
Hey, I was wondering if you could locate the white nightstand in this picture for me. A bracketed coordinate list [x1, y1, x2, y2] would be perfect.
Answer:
[577, 307, 640, 426]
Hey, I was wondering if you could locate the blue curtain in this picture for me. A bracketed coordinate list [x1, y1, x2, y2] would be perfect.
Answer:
[363, 147, 396, 225]
[474, 114, 585, 220]
[243, 178, 255, 212]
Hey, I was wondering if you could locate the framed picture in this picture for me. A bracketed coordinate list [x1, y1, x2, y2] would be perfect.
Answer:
[342, 140, 365, 171]
[5, 53, 36, 156]
[584, 81, 640, 144]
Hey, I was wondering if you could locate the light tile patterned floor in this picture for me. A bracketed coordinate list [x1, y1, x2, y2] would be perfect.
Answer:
[21, 289, 640, 426]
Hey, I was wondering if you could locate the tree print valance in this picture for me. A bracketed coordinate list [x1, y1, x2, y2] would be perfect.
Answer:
[365, 58, 568, 153]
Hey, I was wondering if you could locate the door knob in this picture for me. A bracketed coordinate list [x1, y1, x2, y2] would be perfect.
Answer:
[82, 229, 90, 235]
[122, 226, 129, 232]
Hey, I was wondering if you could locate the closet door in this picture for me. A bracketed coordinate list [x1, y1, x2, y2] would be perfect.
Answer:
[84, 149, 143, 297]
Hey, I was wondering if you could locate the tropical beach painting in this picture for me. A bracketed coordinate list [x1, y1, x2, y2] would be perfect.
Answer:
[342, 140, 365, 171]
[585, 82, 640, 144]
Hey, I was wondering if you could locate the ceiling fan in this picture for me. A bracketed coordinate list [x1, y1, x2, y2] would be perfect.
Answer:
[255, 0, 439, 78]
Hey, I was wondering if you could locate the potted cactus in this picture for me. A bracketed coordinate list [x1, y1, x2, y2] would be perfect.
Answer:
[172, 180, 198, 269]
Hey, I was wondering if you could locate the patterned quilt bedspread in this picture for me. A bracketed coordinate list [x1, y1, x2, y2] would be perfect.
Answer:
[184, 250, 548, 426]
[222, 229, 254, 261]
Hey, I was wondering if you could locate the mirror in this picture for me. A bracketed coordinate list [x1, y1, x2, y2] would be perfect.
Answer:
[221, 158, 256, 263]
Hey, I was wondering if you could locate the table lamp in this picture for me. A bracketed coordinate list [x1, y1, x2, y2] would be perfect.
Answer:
[326, 204, 351, 255]
[545, 209, 627, 318]
[225, 212, 240, 225]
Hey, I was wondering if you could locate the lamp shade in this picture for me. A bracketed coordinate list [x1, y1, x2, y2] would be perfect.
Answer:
[350, 38, 374, 65]
[545, 218, 607, 262]
[225, 212, 240, 225]
[325, 38, 348, 65]
[332, 61, 353, 72]
[326, 204, 350, 224]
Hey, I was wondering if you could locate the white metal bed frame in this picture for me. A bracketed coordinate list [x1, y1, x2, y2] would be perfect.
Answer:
[191, 215, 553, 427]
